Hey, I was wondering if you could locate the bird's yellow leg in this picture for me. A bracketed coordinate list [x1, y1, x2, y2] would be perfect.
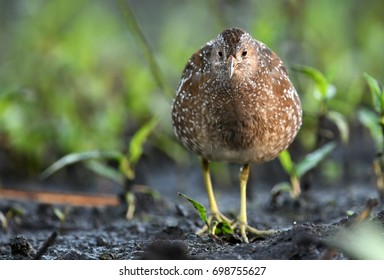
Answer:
[238, 163, 250, 242]
[238, 163, 275, 243]
[196, 158, 233, 235]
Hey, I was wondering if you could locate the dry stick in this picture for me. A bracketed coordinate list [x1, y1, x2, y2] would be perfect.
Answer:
[354, 198, 379, 224]
[0, 188, 119, 207]
[373, 158, 384, 190]
[117, 0, 172, 98]
[33, 231, 58, 260]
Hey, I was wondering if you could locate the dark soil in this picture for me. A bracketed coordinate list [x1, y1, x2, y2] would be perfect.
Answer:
[1, 156, 384, 260]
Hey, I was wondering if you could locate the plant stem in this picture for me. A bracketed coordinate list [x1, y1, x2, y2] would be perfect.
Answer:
[377, 112, 384, 201]
[33, 231, 58, 260]
[125, 191, 136, 220]
[373, 157, 384, 202]
[290, 175, 301, 199]
[117, 0, 172, 97]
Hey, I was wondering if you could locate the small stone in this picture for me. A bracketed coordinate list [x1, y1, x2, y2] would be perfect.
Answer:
[9, 236, 34, 257]
[95, 236, 109, 246]
[99, 252, 116, 260]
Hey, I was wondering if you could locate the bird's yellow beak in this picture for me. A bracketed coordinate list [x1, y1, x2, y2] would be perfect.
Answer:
[226, 55, 237, 79]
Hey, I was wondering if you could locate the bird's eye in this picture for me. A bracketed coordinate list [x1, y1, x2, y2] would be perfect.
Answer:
[242, 50, 247, 57]
[218, 51, 223, 57]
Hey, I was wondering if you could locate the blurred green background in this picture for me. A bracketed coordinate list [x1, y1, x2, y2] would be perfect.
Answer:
[0, 0, 383, 183]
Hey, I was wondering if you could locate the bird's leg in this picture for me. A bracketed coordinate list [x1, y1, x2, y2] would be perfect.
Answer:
[196, 158, 233, 235]
[238, 163, 250, 242]
[238, 163, 275, 243]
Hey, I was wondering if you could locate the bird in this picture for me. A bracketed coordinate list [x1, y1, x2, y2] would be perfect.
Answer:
[172, 28, 302, 243]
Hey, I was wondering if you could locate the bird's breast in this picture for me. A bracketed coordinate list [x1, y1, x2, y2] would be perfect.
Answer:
[200, 87, 300, 163]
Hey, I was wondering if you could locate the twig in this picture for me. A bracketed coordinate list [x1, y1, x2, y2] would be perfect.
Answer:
[354, 198, 378, 224]
[0, 188, 119, 207]
[33, 231, 58, 260]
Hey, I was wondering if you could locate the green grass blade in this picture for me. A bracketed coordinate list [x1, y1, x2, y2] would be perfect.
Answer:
[119, 156, 135, 180]
[53, 208, 65, 222]
[178, 193, 208, 226]
[128, 118, 158, 165]
[85, 161, 124, 184]
[271, 181, 294, 196]
[117, 0, 172, 97]
[364, 73, 383, 113]
[293, 65, 330, 99]
[278, 149, 294, 175]
[40, 150, 123, 179]
[214, 221, 234, 235]
[296, 142, 336, 178]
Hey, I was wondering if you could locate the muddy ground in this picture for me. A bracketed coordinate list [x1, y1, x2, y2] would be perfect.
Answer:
[1, 149, 384, 260]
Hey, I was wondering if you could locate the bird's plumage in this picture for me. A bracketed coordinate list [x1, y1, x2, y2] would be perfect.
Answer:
[171, 28, 302, 243]
[172, 28, 301, 163]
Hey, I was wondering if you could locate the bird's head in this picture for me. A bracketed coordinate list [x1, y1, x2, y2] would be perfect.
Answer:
[210, 28, 258, 81]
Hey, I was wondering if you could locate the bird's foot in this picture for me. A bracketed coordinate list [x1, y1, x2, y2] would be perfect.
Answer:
[196, 212, 275, 243]
[236, 222, 276, 243]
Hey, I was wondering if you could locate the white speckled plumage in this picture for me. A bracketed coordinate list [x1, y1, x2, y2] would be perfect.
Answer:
[172, 28, 302, 243]
[172, 28, 302, 163]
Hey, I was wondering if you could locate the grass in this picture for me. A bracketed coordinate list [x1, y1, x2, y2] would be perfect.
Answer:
[0, 0, 382, 176]
[0, 0, 384, 257]
[275, 142, 336, 199]
[358, 74, 384, 201]
[41, 117, 158, 219]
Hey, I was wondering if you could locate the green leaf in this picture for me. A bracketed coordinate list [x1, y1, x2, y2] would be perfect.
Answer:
[214, 221, 234, 235]
[53, 207, 70, 222]
[278, 150, 295, 175]
[364, 73, 383, 113]
[327, 110, 350, 143]
[296, 142, 336, 177]
[7, 205, 25, 218]
[178, 193, 208, 226]
[40, 150, 123, 179]
[119, 156, 135, 180]
[53, 208, 65, 221]
[128, 118, 158, 165]
[293, 65, 331, 100]
[271, 182, 293, 196]
[85, 161, 124, 184]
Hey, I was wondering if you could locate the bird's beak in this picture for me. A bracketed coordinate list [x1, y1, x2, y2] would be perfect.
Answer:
[226, 55, 237, 79]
